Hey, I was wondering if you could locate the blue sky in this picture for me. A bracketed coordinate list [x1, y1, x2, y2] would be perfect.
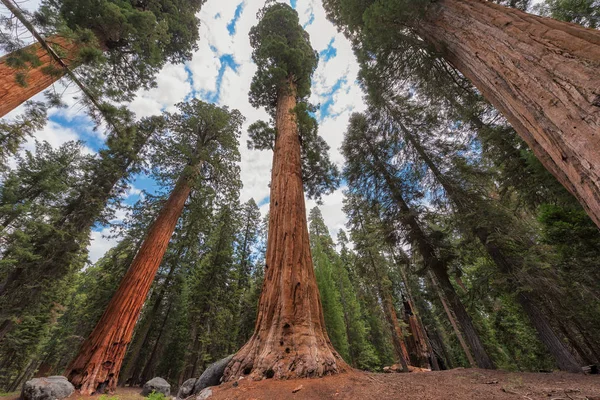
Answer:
[5, 0, 367, 263]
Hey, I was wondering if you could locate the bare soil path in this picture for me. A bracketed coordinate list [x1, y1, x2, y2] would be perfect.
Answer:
[3, 368, 599, 399]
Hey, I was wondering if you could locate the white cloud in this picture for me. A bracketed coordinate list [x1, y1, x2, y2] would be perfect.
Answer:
[3, 0, 366, 264]
[88, 227, 119, 264]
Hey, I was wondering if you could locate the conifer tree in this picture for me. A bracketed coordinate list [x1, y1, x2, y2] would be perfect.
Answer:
[0, 0, 206, 117]
[0, 113, 154, 374]
[222, 3, 343, 381]
[65, 100, 242, 394]
[323, 0, 600, 229]
[309, 207, 351, 362]
[368, 100, 583, 373]
[343, 117, 495, 369]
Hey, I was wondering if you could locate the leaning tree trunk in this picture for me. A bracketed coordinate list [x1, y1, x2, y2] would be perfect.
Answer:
[65, 165, 198, 395]
[403, 127, 582, 373]
[418, 0, 600, 227]
[0, 36, 79, 118]
[428, 270, 476, 368]
[222, 80, 348, 381]
[368, 141, 495, 369]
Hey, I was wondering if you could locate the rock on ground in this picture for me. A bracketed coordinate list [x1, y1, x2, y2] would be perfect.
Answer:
[176, 378, 197, 399]
[196, 387, 212, 400]
[192, 355, 233, 394]
[142, 377, 171, 397]
[21, 376, 74, 400]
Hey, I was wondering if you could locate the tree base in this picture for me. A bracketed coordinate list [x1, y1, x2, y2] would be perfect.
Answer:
[223, 332, 349, 381]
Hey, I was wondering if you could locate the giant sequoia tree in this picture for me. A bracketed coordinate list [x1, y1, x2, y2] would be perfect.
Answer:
[0, 0, 205, 117]
[323, 0, 600, 229]
[222, 3, 344, 381]
[65, 100, 242, 394]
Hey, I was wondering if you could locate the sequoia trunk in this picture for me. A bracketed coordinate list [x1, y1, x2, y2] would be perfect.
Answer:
[0, 36, 79, 117]
[65, 167, 197, 395]
[222, 81, 348, 381]
[418, 0, 600, 227]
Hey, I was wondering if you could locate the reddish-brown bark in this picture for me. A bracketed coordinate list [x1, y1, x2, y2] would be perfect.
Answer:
[65, 166, 198, 395]
[403, 298, 433, 369]
[0, 36, 80, 117]
[418, 0, 600, 227]
[223, 82, 348, 381]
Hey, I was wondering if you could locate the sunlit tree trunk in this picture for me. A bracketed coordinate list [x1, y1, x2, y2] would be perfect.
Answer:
[223, 80, 348, 381]
[418, 0, 600, 227]
[0, 36, 79, 117]
[65, 164, 199, 395]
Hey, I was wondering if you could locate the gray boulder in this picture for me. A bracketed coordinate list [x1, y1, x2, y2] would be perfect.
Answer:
[21, 376, 74, 400]
[192, 355, 233, 394]
[142, 377, 171, 397]
[176, 377, 197, 399]
[196, 387, 212, 400]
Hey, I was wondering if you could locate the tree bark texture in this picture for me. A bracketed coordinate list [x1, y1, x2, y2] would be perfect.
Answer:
[65, 168, 196, 395]
[403, 297, 433, 369]
[418, 0, 600, 227]
[223, 82, 348, 381]
[0, 36, 78, 118]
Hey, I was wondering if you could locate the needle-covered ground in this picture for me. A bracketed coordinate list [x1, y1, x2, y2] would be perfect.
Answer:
[2, 369, 599, 399]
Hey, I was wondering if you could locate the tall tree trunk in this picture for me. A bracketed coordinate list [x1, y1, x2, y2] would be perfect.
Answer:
[139, 302, 172, 384]
[222, 80, 348, 381]
[395, 254, 438, 370]
[0, 36, 79, 117]
[366, 138, 494, 369]
[428, 270, 476, 368]
[418, 0, 600, 227]
[65, 165, 198, 395]
[403, 127, 582, 372]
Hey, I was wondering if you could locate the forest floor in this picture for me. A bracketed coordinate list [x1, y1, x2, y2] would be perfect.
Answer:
[2, 368, 599, 399]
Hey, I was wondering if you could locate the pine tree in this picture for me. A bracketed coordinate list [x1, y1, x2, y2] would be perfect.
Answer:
[309, 207, 351, 362]
[222, 3, 343, 381]
[0, 0, 206, 117]
[343, 115, 495, 369]
[65, 100, 242, 394]
[323, 0, 600, 229]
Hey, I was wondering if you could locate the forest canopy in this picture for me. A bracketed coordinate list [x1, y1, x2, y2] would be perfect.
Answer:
[0, 0, 599, 397]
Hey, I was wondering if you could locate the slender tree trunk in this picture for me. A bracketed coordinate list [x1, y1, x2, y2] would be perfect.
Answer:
[367, 139, 494, 369]
[65, 165, 198, 395]
[365, 246, 410, 370]
[0, 36, 79, 117]
[223, 80, 348, 381]
[403, 128, 582, 372]
[418, 0, 600, 227]
[139, 302, 172, 384]
[428, 270, 477, 368]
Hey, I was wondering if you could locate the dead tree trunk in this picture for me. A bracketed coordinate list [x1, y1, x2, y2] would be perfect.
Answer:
[0, 36, 79, 117]
[65, 165, 198, 395]
[418, 0, 600, 227]
[222, 80, 348, 381]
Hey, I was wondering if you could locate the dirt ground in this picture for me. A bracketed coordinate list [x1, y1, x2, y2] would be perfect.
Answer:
[210, 368, 600, 400]
[3, 368, 599, 399]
